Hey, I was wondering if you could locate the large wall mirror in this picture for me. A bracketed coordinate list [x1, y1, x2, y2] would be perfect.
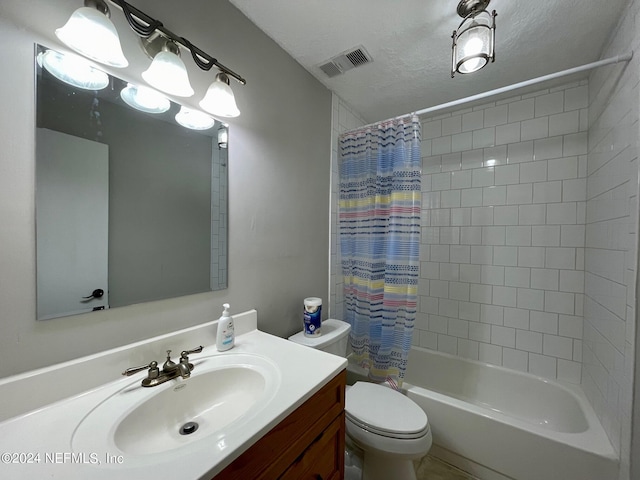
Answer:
[35, 44, 228, 321]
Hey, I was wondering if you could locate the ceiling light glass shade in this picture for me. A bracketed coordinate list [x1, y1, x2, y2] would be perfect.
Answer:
[142, 50, 195, 97]
[175, 106, 215, 130]
[120, 84, 170, 114]
[451, 8, 496, 77]
[199, 73, 240, 118]
[37, 49, 109, 90]
[55, 6, 128, 68]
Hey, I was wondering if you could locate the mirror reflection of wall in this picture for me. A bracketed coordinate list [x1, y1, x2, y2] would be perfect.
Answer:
[35, 44, 228, 321]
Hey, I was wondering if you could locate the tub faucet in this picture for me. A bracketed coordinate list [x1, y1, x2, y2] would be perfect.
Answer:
[122, 346, 204, 387]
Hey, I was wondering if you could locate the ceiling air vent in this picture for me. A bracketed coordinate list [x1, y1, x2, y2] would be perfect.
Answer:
[317, 45, 372, 78]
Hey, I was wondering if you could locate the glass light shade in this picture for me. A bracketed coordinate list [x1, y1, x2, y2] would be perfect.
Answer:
[120, 84, 170, 114]
[142, 50, 195, 97]
[55, 7, 128, 68]
[37, 49, 109, 90]
[456, 22, 491, 74]
[175, 106, 215, 130]
[199, 75, 240, 118]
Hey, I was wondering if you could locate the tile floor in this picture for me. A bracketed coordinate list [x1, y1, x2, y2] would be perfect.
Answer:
[414, 455, 479, 480]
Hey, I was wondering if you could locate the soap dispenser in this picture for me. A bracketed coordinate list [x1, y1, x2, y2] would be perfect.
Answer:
[216, 303, 235, 351]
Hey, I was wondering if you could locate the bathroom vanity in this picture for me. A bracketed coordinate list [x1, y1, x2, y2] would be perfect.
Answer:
[0, 310, 346, 479]
[217, 370, 345, 479]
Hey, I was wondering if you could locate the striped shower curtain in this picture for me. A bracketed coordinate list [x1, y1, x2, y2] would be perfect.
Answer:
[339, 115, 421, 384]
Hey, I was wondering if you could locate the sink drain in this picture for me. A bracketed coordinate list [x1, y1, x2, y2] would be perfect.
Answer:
[179, 421, 199, 435]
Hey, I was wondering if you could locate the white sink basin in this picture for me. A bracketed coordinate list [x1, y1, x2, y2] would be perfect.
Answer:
[71, 353, 280, 462]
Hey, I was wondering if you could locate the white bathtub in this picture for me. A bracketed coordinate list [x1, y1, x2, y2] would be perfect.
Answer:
[402, 346, 618, 480]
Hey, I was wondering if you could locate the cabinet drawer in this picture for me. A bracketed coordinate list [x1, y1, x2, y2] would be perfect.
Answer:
[280, 413, 344, 480]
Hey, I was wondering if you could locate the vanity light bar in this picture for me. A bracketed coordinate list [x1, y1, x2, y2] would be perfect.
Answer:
[107, 0, 246, 86]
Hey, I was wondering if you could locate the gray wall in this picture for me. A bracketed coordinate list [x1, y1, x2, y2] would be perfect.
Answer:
[0, 0, 332, 378]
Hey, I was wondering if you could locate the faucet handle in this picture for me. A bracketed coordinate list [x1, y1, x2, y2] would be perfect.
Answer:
[122, 361, 159, 376]
[181, 346, 204, 357]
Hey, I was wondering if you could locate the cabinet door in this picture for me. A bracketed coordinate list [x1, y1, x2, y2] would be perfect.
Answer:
[280, 413, 345, 480]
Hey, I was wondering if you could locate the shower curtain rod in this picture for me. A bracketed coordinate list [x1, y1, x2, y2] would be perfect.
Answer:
[357, 52, 633, 130]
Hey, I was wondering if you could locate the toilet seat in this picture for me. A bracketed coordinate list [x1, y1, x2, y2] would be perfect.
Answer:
[345, 382, 429, 439]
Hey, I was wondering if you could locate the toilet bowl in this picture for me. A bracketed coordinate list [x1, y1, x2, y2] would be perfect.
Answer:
[289, 319, 432, 480]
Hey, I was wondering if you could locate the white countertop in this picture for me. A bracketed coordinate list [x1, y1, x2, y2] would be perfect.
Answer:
[0, 310, 347, 479]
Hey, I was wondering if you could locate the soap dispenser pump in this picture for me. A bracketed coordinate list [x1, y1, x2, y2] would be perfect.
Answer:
[216, 303, 234, 351]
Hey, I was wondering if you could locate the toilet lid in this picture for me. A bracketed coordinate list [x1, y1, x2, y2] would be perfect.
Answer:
[345, 382, 428, 438]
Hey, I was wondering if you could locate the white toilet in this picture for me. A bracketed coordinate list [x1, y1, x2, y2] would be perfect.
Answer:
[289, 319, 432, 480]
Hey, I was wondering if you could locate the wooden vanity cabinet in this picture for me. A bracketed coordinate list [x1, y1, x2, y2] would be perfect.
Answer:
[215, 370, 346, 480]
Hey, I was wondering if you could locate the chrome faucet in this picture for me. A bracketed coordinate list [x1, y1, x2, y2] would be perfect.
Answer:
[122, 346, 204, 387]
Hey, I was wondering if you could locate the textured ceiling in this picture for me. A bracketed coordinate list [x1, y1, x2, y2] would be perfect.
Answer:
[229, 0, 630, 123]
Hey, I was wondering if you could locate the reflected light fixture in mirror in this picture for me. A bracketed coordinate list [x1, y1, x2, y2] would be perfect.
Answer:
[141, 40, 195, 97]
[56, 0, 128, 68]
[451, 0, 496, 77]
[175, 106, 216, 130]
[199, 73, 241, 118]
[36, 49, 109, 90]
[120, 83, 170, 114]
[217, 124, 228, 149]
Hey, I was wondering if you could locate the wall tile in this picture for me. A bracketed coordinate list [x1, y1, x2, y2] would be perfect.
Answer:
[520, 162, 548, 183]
[548, 156, 578, 180]
[516, 329, 543, 353]
[534, 137, 563, 161]
[522, 117, 549, 141]
[493, 206, 519, 225]
[496, 122, 521, 145]
[491, 325, 516, 347]
[533, 181, 562, 203]
[503, 348, 528, 372]
[484, 104, 508, 127]
[519, 204, 546, 225]
[504, 307, 530, 329]
[506, 226, 532, 246]
[406, 80, 619, 391]
[530, 310, 558, 334]
[529, 353, 557, 378]
[535, 91, 564, 117]
[508, 98, 535, 122]
[462, 110, 484, 132]
[442, 115, 462, 136]
[564, 85, 588, 111]
[505, 267, 531, 288]
[507, 141, 534, 163]
[451, 170, 472, 189]
[472, 128, 496, 148]
[507, 183, 533, 204]
[531, 268, 559, 290]
[452, 132, 473, 152]
[495, 164, 520, 185]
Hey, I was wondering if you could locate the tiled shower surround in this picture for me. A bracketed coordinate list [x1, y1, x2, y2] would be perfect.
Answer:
[329, 14, 639, 469]
[416, 82, 589, 384]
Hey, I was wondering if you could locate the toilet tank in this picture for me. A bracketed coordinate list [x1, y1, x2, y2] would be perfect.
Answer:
[288, 319, 351, 357]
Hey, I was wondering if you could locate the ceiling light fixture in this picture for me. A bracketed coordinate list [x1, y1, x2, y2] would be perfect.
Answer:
[120, 83, 170, 114]
[37, 49, 110, 90]
[55, 0, 128, 68]
[451, 0, 496, 77]
[56, 0, 246, 113]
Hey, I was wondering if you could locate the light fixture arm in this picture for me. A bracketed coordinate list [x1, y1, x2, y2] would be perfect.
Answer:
[85, 0, 110, 16]
[106, 0, 247, 85]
